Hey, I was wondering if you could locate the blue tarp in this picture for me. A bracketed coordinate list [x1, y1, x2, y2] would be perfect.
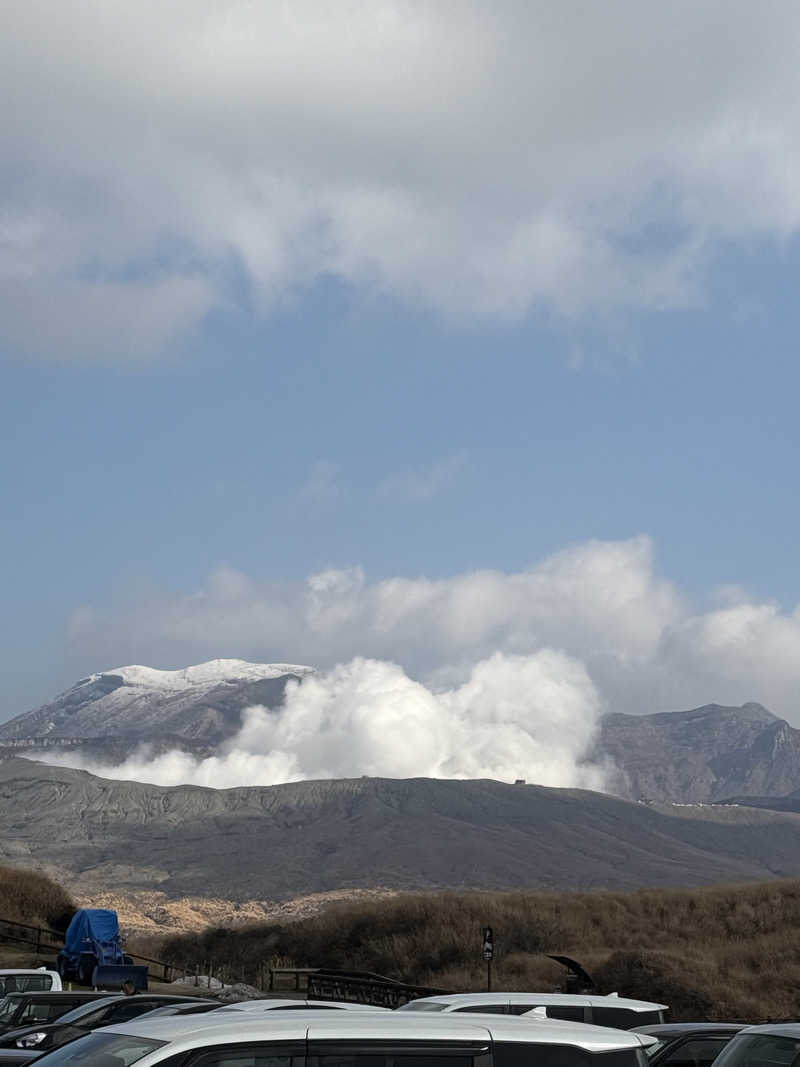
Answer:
[63, 909, 121, 963]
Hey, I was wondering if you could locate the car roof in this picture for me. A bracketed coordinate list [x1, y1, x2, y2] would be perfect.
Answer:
[103, 1010, 652, 1058]
[635, 1025, 745, 1036]
[407, 994, 668, 1011]
[0, 992, 108, 1002]
[0, 972, 58, 978]
[52, 995, 213, 1023]
[217, 1000, 388, 1012]
[731, 1025, 800, 1038]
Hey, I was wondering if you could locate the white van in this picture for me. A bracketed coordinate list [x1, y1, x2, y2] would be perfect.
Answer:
[397, 994, 667, 1029]
[17, 1008, 656, 1067]
[0, 971, 62, 995]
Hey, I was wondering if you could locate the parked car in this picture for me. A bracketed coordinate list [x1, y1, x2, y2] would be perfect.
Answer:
[398, 993, 668, 1029]
[705, 1025, 800, 1067]
[0, 994, 114, 1036]
[634, 1024, 746, 1067]
[0, 995, 217, 1054]
[0, 976, 61, 997]
[10, 1008, 658, 1067]
[215, 999, 388, 1012]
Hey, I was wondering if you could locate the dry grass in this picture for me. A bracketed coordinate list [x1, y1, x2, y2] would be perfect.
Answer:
[0, 865, 74, 931]
[155, 881, 800, 1021]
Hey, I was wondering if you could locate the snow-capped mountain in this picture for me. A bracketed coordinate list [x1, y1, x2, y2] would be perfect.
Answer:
[0, 659, 314, 750]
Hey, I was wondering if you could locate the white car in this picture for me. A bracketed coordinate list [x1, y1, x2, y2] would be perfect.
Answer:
[0, 972, 61, 996]
[18, 1008, 656, 1067]
[215, 999, 388, 1012]
[397, 993, 668, 1029]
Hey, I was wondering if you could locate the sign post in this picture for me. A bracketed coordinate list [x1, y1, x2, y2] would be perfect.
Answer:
[482, 926, 494, 992]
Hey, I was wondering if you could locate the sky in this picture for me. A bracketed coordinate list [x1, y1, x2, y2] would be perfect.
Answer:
[3, 2, 800, 731]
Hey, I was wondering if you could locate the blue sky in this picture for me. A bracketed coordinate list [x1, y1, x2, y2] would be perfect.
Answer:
[4, 3, 800, 725]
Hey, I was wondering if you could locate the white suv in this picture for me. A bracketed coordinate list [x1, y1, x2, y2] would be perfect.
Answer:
[20, 1008, 656, 1067]
[397, 994, 667, 1029]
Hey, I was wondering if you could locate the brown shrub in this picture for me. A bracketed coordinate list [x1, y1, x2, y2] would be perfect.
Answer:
[153, 879, 800, 1021]
[0, 866, 74, 931]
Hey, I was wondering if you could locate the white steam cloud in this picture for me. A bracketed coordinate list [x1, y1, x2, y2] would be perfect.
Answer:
[40, 651, 607, 791]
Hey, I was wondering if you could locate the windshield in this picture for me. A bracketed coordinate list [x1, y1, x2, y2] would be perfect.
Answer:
[29, 1031, 165, 1067]
[713, 1035, 800, 1067]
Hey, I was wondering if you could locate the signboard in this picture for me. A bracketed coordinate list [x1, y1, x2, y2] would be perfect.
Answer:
[482, 926, 494, 961]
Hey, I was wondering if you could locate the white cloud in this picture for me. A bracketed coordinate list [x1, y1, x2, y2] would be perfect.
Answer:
[5, 2, 800, 357]
[65, 532, 800, 724]
[41, 651, 607, 790]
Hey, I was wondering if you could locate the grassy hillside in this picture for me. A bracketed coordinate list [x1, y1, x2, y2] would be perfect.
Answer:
[157, 880, 800, 1021]
[0, 865, 74, 930]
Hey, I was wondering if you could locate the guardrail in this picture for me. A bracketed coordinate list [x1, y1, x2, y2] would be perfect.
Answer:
[270, 967, 450, 1008]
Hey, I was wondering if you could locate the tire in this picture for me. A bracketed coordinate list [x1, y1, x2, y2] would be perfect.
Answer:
[78, 955, 96, 986]
[122, 955, 134, 965]
[56, 955, 71, 981]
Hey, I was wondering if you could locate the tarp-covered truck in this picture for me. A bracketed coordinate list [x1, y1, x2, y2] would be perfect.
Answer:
[57, 909, 148, 989]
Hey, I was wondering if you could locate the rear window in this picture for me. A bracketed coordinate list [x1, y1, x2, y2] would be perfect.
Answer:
[0, 976, 52, 994]
[27, 1031, 165, 1067]
[593, 1010, 663, 1030]
[397, 1003, 448, 1013]
[507, 1006, 587, 1022]
[494, 1042, 647, 1067]
[712, 1034, 800, 1067]
[454, 1006, 508, 1015]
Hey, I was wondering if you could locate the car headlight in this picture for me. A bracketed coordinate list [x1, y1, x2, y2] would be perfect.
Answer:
[17, 1033, 47, 1048]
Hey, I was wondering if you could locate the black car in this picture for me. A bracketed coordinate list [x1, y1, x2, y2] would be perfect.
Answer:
[635, 1024, 747, 1067]
[0, 995, 115, 1036]
[0, 995, 217, 1059]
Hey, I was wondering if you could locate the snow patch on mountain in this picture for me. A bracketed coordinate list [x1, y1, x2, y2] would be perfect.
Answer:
[81, 659, 315, 691]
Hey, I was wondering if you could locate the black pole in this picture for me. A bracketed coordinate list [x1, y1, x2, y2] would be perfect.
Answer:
[487, 958, 492, 992]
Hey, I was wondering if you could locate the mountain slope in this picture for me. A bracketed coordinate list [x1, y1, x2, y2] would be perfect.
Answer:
[4, 757, 800, 901]
[0, 660, 313, 748]
[597, 702, 800, 803]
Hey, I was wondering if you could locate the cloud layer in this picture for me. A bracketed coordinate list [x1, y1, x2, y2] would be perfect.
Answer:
[6, 2, 800, 357]
[67, 535, 800, 724]
[43, 651, 607, 790]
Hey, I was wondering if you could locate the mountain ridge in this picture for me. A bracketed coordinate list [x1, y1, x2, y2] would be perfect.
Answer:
[6, 756, 800, 902]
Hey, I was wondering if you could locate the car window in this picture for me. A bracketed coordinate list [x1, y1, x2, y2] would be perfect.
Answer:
[661, 1039, 732, 1067]
[0, 997, 25, 1023]
[25, 1031, 164, 1067]
[506, 1005, 586, 1022]
[0, 977, 52, 994]
[65, 1007, 111, 1029]
[494, 1044, 647, 1067]
[188, 1043, 305, 1067]
[593, 1009, 662, 1030]
[712, 1035, 800, 1067]
[453, 1006, 508, 1015]
[105, 1001, 163, 1024]
[20, 1002, 66, 1023]
[396, 1004, 447, 1013]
